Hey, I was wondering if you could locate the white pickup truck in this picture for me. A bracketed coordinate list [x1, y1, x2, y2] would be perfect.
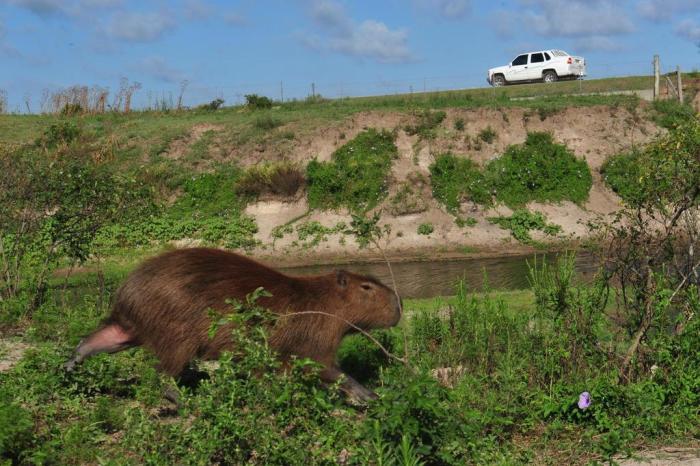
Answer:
[487, 50, 586, 86]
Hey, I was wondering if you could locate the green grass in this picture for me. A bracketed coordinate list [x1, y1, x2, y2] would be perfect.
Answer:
[2, 256, 697, 464]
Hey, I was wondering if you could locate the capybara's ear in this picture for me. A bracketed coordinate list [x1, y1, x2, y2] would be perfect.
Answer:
[336, 270, 348, 288]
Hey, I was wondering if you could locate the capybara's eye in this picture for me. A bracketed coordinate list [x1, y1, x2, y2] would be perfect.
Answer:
[361, 284, 372, 291]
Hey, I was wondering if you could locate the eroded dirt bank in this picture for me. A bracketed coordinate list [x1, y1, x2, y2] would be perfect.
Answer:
[208, 105, 661, 265]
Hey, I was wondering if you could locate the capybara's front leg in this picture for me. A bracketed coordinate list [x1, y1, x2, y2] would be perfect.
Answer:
[321, 366, 378, 403]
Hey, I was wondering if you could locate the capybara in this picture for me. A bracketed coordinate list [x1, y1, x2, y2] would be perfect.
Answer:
[65, 247, 401, 401]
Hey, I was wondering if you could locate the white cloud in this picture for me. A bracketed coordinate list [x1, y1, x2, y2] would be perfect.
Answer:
[136, 56, 187, 83]
[183, 0, 212, 20]
[301, 0, 414, 63]
[5, 0, 66, 17]
[223, 11, 247, 26]
[103, 11, 176, 42]
[520, 0, 634, 37]
[637, 0, 700, 22]
[414, 0, 470, 19]
[6, 0, 123, 18]
[572, 36, 624, 53]
[675, 18, 700, 44]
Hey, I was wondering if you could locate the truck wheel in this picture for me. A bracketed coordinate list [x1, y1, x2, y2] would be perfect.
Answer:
[493, 74, 506, 87]
[543, 71, 558, 83]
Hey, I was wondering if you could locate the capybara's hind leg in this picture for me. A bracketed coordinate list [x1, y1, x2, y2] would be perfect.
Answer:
[64, 323, 136, 371]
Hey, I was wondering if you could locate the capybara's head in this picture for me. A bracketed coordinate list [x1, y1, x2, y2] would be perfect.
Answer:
[333, 270, 401, 329]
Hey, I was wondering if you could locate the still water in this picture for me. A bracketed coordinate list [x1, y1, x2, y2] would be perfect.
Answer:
[282, 252, 600, 299]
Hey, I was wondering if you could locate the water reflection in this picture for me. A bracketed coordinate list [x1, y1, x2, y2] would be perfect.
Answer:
[282, 251, 600, 299]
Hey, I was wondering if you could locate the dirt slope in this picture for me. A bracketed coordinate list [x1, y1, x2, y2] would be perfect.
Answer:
[173, 105, 661, 264]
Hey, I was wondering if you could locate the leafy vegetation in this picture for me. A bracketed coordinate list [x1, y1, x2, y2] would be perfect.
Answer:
[417, 223, 434, 235]
[306, 129, 397, 212]
[1, 251, 698, 464]
[404, 109, 446, 139]
[245, 94, 273, 110]
[485, 132, 592, 206]
[429, 153, 491, 212]
[236, 161, 304, 199]
[650, 99, 695, 129]
[488, 209, 562, 244]
[477, 125, 497, 143]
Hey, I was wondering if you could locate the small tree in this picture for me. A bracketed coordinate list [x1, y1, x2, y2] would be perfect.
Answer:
[592, 118, 700, 381]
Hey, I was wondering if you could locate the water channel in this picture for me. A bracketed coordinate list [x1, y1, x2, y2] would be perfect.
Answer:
[282, 251, 600, 299]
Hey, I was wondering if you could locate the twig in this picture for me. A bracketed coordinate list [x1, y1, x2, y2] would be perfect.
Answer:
[280, 310, 410, 367]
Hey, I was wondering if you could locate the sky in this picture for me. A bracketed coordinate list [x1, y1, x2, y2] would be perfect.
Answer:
[1, 0, 700, 111]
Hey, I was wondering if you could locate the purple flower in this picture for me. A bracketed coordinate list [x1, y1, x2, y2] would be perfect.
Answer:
[578, 391, 591, 410]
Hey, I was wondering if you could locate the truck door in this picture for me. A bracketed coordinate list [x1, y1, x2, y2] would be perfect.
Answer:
[527, 52, 546, 80]
[508, 54, 529, 82]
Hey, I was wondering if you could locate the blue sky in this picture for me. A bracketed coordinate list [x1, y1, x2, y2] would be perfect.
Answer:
[1, 0, 700, 111]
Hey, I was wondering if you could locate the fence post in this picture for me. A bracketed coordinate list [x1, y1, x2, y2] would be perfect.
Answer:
[653, 55, 660, 100]
[677, 66, 683, 104]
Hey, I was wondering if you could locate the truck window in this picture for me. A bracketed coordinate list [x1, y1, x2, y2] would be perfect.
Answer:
[544, 52, 551, 60]
[512, 54, 528, 66]
[531, 53, 544, 63]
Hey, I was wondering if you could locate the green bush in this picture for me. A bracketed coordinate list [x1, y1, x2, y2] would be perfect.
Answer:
[417, 223, 434, 235]
[485, 132, 592, 206]
[38, 121, 81, 148]
[236, 161, 304, 199]
[253, 114, 282, 130]
[306, 129, 397, 212]
[405, 110, 446, 139]
[197, 98, 225, 111]
[488, 209, 562, 244]
[429, 153, 491, 212]
[245, 94, 273, 110]
[478, 126, 497, 143]
[651, 99, 696, 129]
[95, 164, 259, 251]
[453, 117, 465, 131]
[602, 119, 700, 207]
[601, 151, 643, 204]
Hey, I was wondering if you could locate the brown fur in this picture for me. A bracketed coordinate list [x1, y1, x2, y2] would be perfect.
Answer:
[67, 248, 401, 400]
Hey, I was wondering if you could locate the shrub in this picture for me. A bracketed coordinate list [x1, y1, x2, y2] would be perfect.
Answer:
[651, 99, 696, 129]
[488, 209, 561, 243]
[405, 110, 446, 139]
[253, 114, 282, 131]
[600, 151, 643, 204]
[38, 121, 81, 148]
[453, 118, 465, 131]
[245, 94, 273, 110]
[306, 129, 397, 212]
[485, 132, 592, 206]
[478, 126, 497, 143]
[417, 223, 434, 235]
[429, 153, 491, 212]
[198, 98, 224, 111]
[236, 161, 304, 199]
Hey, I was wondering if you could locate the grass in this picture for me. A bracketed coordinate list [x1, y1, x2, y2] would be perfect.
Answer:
[2, 254, 698, 464]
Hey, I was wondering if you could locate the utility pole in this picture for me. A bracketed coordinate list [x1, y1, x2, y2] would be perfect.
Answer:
[677, 66, 683, 104]
[653, 55, 660, 100]
[280, 81, 284, 103]
[311, 82, 316, 99]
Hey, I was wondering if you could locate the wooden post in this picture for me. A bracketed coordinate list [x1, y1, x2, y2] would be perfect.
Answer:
[280, 81, 284, 103]
[311, 82, 315, 98]
[677, 66, 683, 104]
[653, 55, 660, 100]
